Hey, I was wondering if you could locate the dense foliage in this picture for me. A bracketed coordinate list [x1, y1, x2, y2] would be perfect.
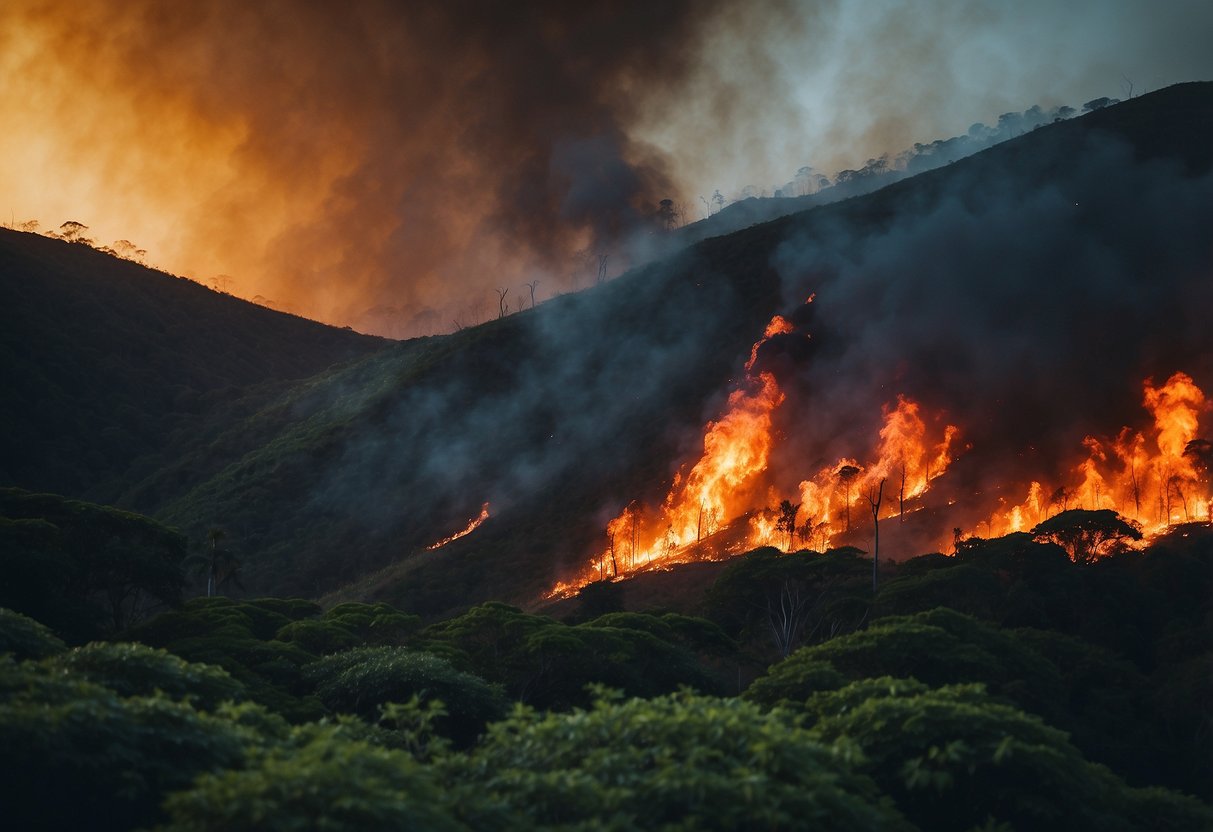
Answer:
[0, 488, 187, 640]
[1, 514, 1209, 829]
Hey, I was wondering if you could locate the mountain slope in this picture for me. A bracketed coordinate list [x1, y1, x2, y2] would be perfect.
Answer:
[152, 83, 1212, 616]
[0, 232, 386, 500]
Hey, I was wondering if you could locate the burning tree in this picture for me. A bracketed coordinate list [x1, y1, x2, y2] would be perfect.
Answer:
[837, 465, 860, 532]
[776, 500, 800, 551]
[1030, 509, 1142, 564]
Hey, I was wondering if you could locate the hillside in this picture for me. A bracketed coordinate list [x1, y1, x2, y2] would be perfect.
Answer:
[673, 81, 1212, 246]
[0, 233, 386, 500]
[2, 83, 1210, 619]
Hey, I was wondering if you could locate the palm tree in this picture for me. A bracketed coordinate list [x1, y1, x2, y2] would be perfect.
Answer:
[183, 528, 243, 597]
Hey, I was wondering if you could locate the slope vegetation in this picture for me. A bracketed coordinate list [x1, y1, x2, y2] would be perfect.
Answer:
[0, 232, 385, 500]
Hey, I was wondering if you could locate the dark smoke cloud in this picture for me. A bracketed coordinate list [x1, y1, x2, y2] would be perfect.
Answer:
[3, 0, 720, 334]
[6, 1, 1211, 337]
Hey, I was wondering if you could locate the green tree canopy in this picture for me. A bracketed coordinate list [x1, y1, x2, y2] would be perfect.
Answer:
[450, 690, 912, 831]
[0, 488, 187, 638]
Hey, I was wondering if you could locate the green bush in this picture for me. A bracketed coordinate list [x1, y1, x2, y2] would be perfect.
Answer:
[0, 660, 261, 832]
[743, 657, 844, 707]
[322, 601, 420, 644]
[421, 603, 726, 709]
[0, 607, 66, 660]
[158, 726, 476, 832]
[43, 641, 244, 709]
[305, 647, 505, 747]
[274, 601, 420, 654]
[449, 690, 912, 831]
[748, 608, 1066, 722]
[809, 680, 1213, 832]
[124, 598, 323, 721]
[275, 618, 360, 654]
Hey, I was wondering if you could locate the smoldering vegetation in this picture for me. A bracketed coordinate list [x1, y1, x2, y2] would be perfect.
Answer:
[146, 233, 783, 607]
[747, 92, 1213, 550]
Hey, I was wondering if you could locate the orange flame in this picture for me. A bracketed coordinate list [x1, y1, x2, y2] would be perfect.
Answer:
[796, 398, 958, 545]
[546, 333, 1208, 597]
[965, 372, 1210, 547]
[426, 502, 490, 550]
[546, 316, 960, 598]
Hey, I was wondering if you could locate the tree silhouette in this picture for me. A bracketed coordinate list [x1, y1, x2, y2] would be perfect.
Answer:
[656, 199, 679, 231]
[56, 220, 93, 245]
[185, 528, 243, 597]
[776, 500, 800, 551]
[898, 460, 906, 521]
[1030, 509, 1142, 564]
[867, 479, 885, 592]
[837, 465, 861, 532]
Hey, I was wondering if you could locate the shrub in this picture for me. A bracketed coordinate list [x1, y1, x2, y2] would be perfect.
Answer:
[158, 726, 475, 832]
[0, 607, 66, 660]
[809, 680, 1213, 832]
[305, 647, 505, 747]
[43, 641, 244, 709]
[448, 690, 912, 831]
[0, 660, 261, 831]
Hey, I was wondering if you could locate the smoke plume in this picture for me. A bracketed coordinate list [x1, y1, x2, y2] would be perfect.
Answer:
[1, 0, 725, 334]
[5, 1, 1210, 336]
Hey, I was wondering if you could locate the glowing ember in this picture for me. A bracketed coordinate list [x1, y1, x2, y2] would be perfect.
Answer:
[426, 502, 490, 550]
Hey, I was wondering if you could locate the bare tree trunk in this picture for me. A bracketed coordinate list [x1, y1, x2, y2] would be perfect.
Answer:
[607, 532, 618, 578]
[868, 479, 885, 594]
[766, 580, 813, 658]
[899, 462, 906, 521]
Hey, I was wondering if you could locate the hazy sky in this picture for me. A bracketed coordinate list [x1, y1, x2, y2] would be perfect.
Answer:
[2, 0, 1210, 336]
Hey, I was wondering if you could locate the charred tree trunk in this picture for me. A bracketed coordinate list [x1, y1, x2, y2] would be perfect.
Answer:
[899, 462, 906, 522]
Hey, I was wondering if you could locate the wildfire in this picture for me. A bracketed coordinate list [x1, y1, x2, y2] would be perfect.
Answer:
[544, 324, 1209, 599]
[793, 397, 958, 550]
[964, 372, 1211, 544]
[545, 313, 960, 599]
[426, 502, 490, 550]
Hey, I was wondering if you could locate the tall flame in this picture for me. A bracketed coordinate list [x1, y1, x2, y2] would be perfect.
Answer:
[547, 336, 1208, 598]
[547, 315, 960, 598]
[964, 372, 1210, 545]
[793, 397, 958, 548]
[598, 318, 791, 579]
